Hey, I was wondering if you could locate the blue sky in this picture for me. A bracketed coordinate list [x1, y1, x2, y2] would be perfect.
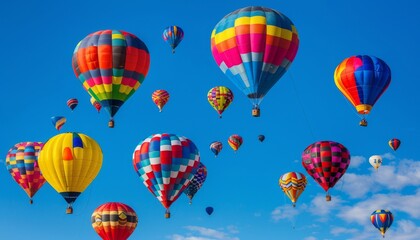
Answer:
[1, 0, 420, 239]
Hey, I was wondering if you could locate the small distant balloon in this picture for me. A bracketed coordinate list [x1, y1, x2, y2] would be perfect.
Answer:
[163, 26, 184, 53]
[258, 135, 265, 142]
[371, 209, 393, 238]
[369, 155, 382, 170]
[152, 90, 170, 112]
[228, 135, 242, 152]
[206, 207, 214, 215]
[209, 141, 223, 157]
[67, 98, 78, 111]
[51, 116, 66, 131]
[184, 162, 207, 204]
[90, 97, 101, 113]
[388, 138, 401, 151]
[207, 86, 234, 118]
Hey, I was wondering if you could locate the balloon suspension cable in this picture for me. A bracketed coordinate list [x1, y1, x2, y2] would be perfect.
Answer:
[165, 209, 171, 219]
[66, 204, 73, 214]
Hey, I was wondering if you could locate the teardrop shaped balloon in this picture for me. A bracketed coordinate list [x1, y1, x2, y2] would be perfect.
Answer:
[279, 172, 307, 207]
[38, 132, 103, 214]
[301, 141, 350, 201]
[162, 26, 184, 53]
[72, 30, 150, 128]
[258, 135, 265, 142]
[184, 162, 207, 204]
[92, 202, 138, 240]
[228, 134, 243, 152]
[67, 98, 78, 111]
[207, 86, 234, 118]
[388, 138, 400, 151]
[209, 141, 223, 157]
[211, 6, 299, 117]
[371, 209, 393, 238]
[5, 142, 46, 204]
[132, 133, 200, 218]
[152, 89, 170, 112]
[369, 155, 382, 170]
[334, 55, 391, 127]
[90, 97, 102, 113]
[51, 116, 66, 131]
[205, 206, 214, 215]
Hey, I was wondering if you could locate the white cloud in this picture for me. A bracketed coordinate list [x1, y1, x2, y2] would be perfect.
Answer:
[271, 204, 305, 222]
[339, 173, 376, 198]
[303, 237, 317, 240]
[330, 226, 358, 236]
[168, 226, 239, 240]
[307, 195, 344, 220]
[345, 220, 420, 240]
[381, 152, 396, 160]
[349, 155, 365, 168]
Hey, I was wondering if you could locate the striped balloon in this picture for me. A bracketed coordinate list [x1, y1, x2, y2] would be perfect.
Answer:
[72, 30, 150, 128]
[5, 142, 46, 204]
[162, 26, 184, 53]
[279, 172, 307, 207]
[184, 162, 207, 204]
[51, 116, 66, 131]
[209, 141, 223, 157]
[67, 98, 78, 111]
[371, 209, 393, 237]
[90, 97, 102, 113]
[302, 141, 350, 200]
[211, 6, 299, 116]
[132, 133, 200, 218]
[152, 89, 170, 112]
[207, 86, 234, 118]
[388, 138, 401, 151]
[228, 134, 243, 152]
[92, 202, 138, 240]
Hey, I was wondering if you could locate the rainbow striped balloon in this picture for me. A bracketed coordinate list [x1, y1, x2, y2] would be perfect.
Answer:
[211, 6, 299, 116]
[152, 89, 170, 112]
[228, 134, 243, 152]
[279, 172, 307, 207]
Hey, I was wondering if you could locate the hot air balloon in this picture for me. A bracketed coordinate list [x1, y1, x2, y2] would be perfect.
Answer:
[90, 97, 102, 113]
[301, 141, 350, 201]
[209, 141, 223, 157]
[207, 86, 234, 118]
[72, 30, 150, 128]
[152, 89, 170, 112]
[133, 133, 200, 218]
[5, 142, 46, 204]
[369, 155, 382, 171]
[162, 26, 184, 53]
[371, 209, 393, 238]
[258, 135, 265, 142]
[279, 172, 307, 207]
[92, 202, 138, 240]
[184, 162, 207, 204]
[51, 116, 66, 131]
[38, 132, 103, 214]
[228, 134, 243, 152]
[211, 6, 299, 117]
[206, 207, 214, 216]
[334, 55, 391, 127]
[67, 98, 78, 111]
[388, 138, 400, 151]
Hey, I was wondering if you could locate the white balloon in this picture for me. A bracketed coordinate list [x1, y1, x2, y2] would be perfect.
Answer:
[369, 155, 383, 170]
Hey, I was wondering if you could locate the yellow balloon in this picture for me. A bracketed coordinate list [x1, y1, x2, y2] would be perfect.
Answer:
[38, 132, 103, 214]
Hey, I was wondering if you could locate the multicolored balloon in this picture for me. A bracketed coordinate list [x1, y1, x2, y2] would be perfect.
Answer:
[388, 138, 401, 151]
[209, 141, 223, 157]
[369, 155, 382, 170]
[5, 142, 46, 204]
[334, 55, 391, 126]
[301, 141, 350, 201]
[162, 26, 184, 53]
[371, 209, 393, 238]
[132, 133, 200, 218]
[38, 132, 103, 214]
[258, 135, 265, 142]
[72, 30, 150, 128]
[211, 6, 299, 117]
[91, 202, 138, 240]
[184, 162, 207, 204]
[279, 172, 307, 207]
[228, 134, 243, 152]
[207, 86, 234, 118]
[152, 89, 170, 112]
[67, 98, 78, 111]
[51, 116, 66, 131]
[90, 97, 102, 113]
[206, 206, 214, 216]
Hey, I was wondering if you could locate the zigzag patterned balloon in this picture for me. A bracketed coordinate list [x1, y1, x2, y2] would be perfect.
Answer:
[184, 162, 207, 203]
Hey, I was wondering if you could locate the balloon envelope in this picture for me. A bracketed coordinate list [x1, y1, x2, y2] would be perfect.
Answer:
[369, 155, 382, 170]
[228, 135, 243, 151]
[72, 30, 150, 127]
[184, 162, 207, 203]
[371, 209, 393, 237]
[162, 26, 184, 53]
[92, 202, 138, 240]
[209, 141, 223, 157]
[206, 207, 214, 215]
[51, 116, 66, 131]
[67, 98, 78, 111]
[152, 89, 170, 112]
[388, 138, 401, 151]
[38, 132, 103, 213]
[211, 6, 299, 116]
[5, 142, 46, 203]
[207, 86, 234, 118]
[258, 135, 265, 142]
[90, 97, 102, 113]
[279, 172, 307, 206]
